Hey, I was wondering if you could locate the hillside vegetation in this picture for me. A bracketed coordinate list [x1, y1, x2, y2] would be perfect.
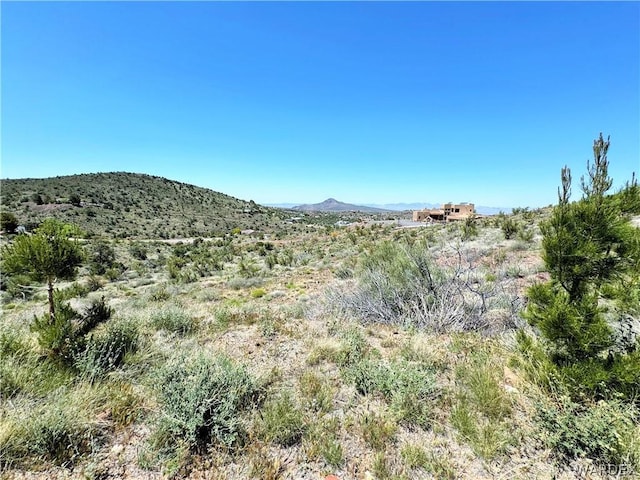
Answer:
[0, 173, 294, 239]
[1, 138, 639, 480]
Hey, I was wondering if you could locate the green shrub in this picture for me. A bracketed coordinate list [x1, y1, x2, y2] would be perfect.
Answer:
[150, 306, 196, 335]
[336, 326, 369, 367]
[499, 216, 519, 240]
[0, 211, 19, 233]
[151, 352, 259, 455]
[87, 241, 116, 275]
[74, 319, 139, 381]
[251, 288, 266, 298]
[461, 215, 478, 240]
[347, 359, 437, 427]
[76, 296, 113, 338]
[536, 395, 639, 468]
[129, 243, 148, 260]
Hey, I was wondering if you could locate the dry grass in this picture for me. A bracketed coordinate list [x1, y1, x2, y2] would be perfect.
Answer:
[1, 216, 635, 480]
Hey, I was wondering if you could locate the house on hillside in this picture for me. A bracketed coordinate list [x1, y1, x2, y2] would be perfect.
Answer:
[413, 203, 475, 222]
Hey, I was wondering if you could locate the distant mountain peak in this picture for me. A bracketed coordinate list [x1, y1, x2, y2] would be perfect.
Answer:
[293, 198, 390, 213]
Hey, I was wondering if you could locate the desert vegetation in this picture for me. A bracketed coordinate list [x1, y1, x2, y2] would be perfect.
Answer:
[1, 136, 639, 479]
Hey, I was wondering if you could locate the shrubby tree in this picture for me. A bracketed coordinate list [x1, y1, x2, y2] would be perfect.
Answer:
[88, 241, 116, 275]
[1, 219, 84, 320]
[69, 193, 82, 207]
[0, 211, 19, 233]
[524, 134, 640, 399]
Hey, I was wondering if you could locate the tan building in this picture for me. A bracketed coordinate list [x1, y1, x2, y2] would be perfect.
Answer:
[413, 203, 475, 222]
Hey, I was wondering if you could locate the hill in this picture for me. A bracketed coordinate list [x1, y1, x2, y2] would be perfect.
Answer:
[292, 198, 391, 213]
[0, 172, 291, 238]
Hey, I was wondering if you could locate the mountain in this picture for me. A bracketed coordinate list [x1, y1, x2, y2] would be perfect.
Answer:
[292, 198, 391, 213]
[0, 172, 292, 238]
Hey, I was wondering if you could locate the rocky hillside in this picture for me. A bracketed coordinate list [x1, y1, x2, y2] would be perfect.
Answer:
[0, 172, 291, 238]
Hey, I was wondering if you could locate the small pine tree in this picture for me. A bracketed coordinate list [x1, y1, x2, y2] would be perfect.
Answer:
[1, 219, 84, 321]
[524, 134, 640, 398]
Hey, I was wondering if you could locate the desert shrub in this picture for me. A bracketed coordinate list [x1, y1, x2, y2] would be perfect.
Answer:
[499, 216, 519, 240]
[0, 211, 19, 233]
[87, 241, 116, 275]
[329, 241, 520, 333]
[3, 273, 36, 300]
[148, 285, 171, 302]
[150, 352, 259, 456]
[347, 358, 438, 427]
[461, 215, 478, 240]
[75, 296, 113, 338]
[68, 193, 82, 206]
[516, 225, 535, 243]
[74, 319, 139, 381]
[251, 288, 266, 298]
[227, 277, 263, 290]
[536, 395, 639, 468]
[150, 306, 197, 335]
[335, 326, 369, 367]
[129, 242, 148, 260]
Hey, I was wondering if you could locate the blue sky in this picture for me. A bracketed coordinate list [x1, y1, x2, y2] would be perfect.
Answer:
[2, 1, 639, 208]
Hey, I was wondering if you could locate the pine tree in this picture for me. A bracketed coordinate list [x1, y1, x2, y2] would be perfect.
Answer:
[524, 134, 640, 398]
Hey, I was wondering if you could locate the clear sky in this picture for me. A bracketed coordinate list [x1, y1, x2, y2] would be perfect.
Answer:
[2, 1, 639, 208]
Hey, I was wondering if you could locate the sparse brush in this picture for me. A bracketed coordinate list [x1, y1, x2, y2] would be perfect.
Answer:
[74, 318, 139, 381]
[299, 370, 334, 413]
[0, 384, 106, 468]
[535, 395, 640, 470]
[359, 410, 397, 450]
[451, 349, 514, 459]
[304, 417, 343, 467]
[327, 240, 520, 333]
[150, 351, 259, 458]
[258, 390, 305, 447]
[150, 305, 197, 335]
[347, 358, 438, 428]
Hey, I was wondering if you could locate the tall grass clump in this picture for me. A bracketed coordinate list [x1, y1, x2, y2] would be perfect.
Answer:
[149, 305, 197, 336]
[0, 385, 105, 468]
[257, 390, 305, 446]
[451, 349, 514, 459]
